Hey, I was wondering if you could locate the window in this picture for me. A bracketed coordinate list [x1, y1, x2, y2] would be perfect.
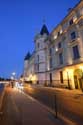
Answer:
[50, 58, 52, 68]
[71, 32, 76, 40]
[54, 35, 57, 40]
[37, 55, 39, 62]
[60, 29, 63, 34]
[73, 45, 80, 60]
[58, 42, 61, 48]
[37, 64, 39, 71]
[59, 53, 63, 64]
[60, 71, 63, 83]
[49, 48, 52, 55]
[69, 19, 73, 25]
[58, 32, 60, 36]
[37, 43, 40, 48]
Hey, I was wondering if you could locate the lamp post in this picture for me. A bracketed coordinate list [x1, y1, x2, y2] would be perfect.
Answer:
[12, 72, 16, 80]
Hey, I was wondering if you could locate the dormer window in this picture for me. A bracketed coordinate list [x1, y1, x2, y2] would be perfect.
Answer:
[69, 19, 74, 25]
[58, 32, 60, 36]
[71, 31, 76, 40]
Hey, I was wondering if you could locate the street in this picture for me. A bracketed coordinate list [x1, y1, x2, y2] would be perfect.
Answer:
[23, 84, 83, 125]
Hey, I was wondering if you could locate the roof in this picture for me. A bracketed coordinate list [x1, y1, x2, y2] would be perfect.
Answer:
[24, 52, 31, 60]
[40, 24, 49, 35]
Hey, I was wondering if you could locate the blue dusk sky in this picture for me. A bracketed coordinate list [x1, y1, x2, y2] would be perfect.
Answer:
[0, 0, 80, 78]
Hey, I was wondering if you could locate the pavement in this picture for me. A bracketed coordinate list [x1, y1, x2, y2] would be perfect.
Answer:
[0, 86, 79, 125]
[23, 84, 83, 124]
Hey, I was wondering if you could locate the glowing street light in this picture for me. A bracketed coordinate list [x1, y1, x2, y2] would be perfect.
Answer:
[12, 72, 16, 76]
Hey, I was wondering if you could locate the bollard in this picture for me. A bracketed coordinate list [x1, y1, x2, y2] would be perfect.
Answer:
[54, 95, 58, 118]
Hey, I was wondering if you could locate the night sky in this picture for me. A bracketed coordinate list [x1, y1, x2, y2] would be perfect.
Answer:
[0, 0, 79, 78]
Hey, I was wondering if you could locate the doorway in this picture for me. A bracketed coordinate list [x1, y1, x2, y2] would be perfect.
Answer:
[74, 69, 83, 89]
[49, 73, 52, 86]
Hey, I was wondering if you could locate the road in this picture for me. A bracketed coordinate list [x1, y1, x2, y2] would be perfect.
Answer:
[23, 84, 83, 125]
[0, 87, 63, 125]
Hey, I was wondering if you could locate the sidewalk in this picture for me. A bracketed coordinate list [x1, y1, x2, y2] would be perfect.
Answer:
[23, 84, 83, 124]
[18, 88, 79, 125]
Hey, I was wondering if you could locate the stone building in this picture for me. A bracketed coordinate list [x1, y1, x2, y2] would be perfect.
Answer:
[24, 0, 83, 89]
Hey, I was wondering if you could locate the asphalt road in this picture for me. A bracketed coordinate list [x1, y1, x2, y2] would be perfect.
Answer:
[23, 85, 83, 125]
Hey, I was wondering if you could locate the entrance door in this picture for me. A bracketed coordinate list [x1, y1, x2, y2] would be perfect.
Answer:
[60, 71, 63, 83]
[74, 69, 83, 90]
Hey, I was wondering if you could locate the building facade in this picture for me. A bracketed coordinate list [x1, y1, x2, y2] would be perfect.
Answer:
[47, 0, 83, 89]
[24, 0, 83, 89]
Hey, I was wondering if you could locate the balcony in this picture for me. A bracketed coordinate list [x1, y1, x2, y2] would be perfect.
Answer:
[68, 37, 80, 46]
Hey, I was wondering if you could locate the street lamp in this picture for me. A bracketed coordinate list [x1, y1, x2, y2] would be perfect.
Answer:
[12, 72, 16, 80]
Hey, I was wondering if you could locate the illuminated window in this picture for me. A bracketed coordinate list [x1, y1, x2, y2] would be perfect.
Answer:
[55, 47, 58, 52]
[54, 35, 57, 39]
[60, 29, 63, 34]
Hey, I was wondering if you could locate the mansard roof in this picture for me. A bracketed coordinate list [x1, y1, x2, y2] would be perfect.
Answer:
[24, 52, 31, 60]
[40, 24, 49, 35]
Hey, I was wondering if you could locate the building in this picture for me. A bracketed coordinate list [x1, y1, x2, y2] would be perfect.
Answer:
[24, 0, 83, 89]
[47, 0, 83, 89]
[34, 24, 49, 84]
[24, 52, 36, 83]
[24, 24, 49, 85]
